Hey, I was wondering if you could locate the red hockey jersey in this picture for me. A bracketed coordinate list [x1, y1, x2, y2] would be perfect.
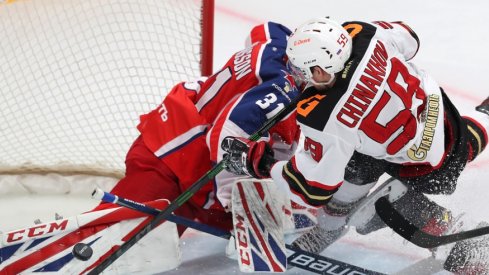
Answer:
[137, 22, 301, 209]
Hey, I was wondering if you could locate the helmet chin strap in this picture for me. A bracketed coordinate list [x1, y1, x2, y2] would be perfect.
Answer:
[309, 72, 336, 87]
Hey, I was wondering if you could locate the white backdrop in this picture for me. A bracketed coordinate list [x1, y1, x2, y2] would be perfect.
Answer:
[1, 0, 489, 274]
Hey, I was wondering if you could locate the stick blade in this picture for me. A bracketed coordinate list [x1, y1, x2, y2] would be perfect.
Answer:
[374, 196, 434, 248]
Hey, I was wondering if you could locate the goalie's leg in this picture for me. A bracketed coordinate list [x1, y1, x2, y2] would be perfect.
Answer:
[92, 136, 232, 236]
[0, 202, 181, 274]
[230, 179, 289, 272]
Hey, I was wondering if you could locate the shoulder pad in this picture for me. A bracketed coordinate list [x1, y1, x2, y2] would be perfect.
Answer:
[296, 86, 345, 131]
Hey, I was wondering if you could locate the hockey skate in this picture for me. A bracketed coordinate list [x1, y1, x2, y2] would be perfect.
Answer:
[292, 178, 408, 253]
[443, 222, 489, 275]
[476, 96, 489, 116]
[291, 224, 348, 254]
[291, 195, 359, 253]
[357, 185, 454, 239]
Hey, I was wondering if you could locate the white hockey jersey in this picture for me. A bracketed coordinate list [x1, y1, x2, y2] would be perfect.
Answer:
[271, 21, 446, 207]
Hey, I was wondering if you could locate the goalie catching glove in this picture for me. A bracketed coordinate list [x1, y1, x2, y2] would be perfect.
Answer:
[221, 137, 276, 179]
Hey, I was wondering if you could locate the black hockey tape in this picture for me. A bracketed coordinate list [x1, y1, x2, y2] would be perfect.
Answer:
[72, 242, 93, 261]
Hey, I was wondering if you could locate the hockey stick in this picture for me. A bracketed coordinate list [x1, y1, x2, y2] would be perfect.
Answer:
[93, 189, 386, 275]
[91, 188, 230, 238]
[87, 97, 302, 275]
[375, 196, 489, 248]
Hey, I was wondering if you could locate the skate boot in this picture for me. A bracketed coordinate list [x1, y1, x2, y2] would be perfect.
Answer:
[476, 96, 489, 116]
[291, 225, 348, 254]
[356, 212, 386, 235]
[357, 188, 453, 239]
[444, 222, 489, 274]
[291, 197, 357, 253]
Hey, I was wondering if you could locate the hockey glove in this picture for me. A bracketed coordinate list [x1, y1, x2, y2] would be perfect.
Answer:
[221, 136, 276, 179]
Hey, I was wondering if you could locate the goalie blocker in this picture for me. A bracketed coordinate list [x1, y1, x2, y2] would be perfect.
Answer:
[0, 200, 180, 274]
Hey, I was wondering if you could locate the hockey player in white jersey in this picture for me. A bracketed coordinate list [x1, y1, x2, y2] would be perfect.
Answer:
[222, 18, 489, 273]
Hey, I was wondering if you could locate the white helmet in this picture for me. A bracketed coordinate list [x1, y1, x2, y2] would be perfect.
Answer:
[286, 18, 352, 84]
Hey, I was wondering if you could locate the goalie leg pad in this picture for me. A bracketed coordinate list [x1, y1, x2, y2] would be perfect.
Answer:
[231, 179, 288, 272]
[0, 201, 180, 274]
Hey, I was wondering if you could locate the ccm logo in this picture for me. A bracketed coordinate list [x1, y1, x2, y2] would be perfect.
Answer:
[294, 38, 311, 46]
[5, 220, 69, 243]
[235, 214, 251, 266]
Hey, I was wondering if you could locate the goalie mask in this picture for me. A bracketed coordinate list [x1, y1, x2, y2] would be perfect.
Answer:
[286, 17, 352, 85]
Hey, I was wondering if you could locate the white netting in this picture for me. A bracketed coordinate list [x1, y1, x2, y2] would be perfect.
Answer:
[0, 0, 205, 178]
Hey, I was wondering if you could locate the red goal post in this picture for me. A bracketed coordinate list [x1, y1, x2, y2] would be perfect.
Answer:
[0, 0, 214, 179]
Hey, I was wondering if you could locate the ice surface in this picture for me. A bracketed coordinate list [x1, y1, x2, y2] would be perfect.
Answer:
[1, 0, 488, 274]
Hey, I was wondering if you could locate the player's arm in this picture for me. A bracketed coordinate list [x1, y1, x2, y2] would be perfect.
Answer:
[222, 123, 355, 208]
[208, 83, 299, 208]
[206, 30, 301, 162]
[344, 20, 420, 61]
[209, 80, 297, 163]
[372, 20, 420, 60]
[270, 131, 355, 208]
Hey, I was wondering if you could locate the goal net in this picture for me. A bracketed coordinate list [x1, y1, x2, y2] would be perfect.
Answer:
[0, 0, 214, 180]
